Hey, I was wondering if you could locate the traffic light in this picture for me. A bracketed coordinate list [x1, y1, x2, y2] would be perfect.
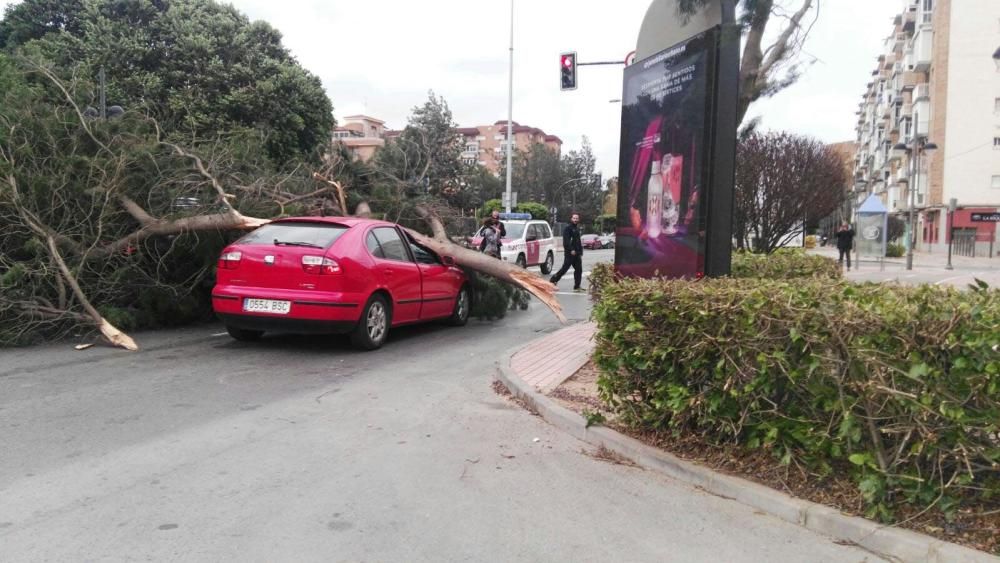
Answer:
[560, 52, 577, 91]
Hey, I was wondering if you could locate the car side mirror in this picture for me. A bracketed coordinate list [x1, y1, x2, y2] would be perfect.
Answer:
[441, 255, 456, 267]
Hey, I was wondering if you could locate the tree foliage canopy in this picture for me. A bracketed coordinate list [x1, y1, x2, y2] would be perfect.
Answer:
[0, 0, 334, 164]
[734, 131, 847, 253]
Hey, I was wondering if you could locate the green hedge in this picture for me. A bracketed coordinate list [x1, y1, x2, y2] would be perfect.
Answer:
[593, 277, 1000, 520]
[731, 248, 841, 279]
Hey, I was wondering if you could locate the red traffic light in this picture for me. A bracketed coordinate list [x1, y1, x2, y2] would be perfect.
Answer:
[560, 52, 577, 91]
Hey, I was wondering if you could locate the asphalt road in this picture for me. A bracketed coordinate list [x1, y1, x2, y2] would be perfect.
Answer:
[0, 249, 881, 562]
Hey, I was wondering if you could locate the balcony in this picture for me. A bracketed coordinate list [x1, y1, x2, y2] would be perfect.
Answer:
[902, 8, 916, 31]
[900, 71, 919, 91]
[913, 83, 929, 101]
[912, 25, 933, 71]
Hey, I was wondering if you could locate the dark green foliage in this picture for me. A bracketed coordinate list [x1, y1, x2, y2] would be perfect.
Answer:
[731, 248, 842, 279]
[464, 270, 529, 320]
[886, 242, 905, 258]
[593, 277, 1000, 520]
[1, 0, 334, 164]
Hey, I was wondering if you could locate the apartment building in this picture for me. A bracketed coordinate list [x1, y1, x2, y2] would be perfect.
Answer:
[331, 115, 386, 162]
[454, 121, 563, 174]
[853, 0, 1000, 255]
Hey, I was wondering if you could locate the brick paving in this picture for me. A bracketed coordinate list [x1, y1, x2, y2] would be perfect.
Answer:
[508, 321, 596, 393]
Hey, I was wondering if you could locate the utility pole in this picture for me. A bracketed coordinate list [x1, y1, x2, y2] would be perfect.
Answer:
[504, 0, 514, 213]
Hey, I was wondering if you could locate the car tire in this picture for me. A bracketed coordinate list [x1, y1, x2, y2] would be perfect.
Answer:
[226, 325, 263, 342]
[540, 252, 554, 275]
[515, 254, 526, 269]
[351, 294, 391, 350]
[446, 286, 470, 326]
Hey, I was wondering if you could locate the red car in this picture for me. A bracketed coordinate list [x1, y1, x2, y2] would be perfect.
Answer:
[212, 217, 470, 350]
[581, 234, 604, 250]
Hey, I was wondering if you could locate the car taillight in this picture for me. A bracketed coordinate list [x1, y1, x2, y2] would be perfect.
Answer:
[302, 255, 341, 275]
[218, 250, 242, 270]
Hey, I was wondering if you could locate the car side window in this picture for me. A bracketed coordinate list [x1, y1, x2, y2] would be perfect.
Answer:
[526, 225, 538, 241]
[366, 231, 385, 259]
[542, 224, 552, 238]
[372, 227, 412, 263]
[407, 237, 440, 265]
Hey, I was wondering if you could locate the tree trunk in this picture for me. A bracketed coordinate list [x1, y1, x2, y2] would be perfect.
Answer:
[406, 205, 566, 323]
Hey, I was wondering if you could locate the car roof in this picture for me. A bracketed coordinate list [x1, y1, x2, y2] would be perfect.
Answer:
[272, 216, 396, 229]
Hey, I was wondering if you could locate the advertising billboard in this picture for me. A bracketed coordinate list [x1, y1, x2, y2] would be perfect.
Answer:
[615, 29, 717, 279]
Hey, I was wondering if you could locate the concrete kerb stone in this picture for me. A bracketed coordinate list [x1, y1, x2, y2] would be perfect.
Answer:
[494, 337, 999, 563]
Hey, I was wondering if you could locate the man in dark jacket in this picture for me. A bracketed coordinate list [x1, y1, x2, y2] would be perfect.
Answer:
[491, 209, 506, 238]
[834, 223, 855, 268]
[549, 213, 584, 292]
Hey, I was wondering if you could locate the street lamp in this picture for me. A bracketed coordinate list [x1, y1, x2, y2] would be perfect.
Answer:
[554, 176, 589, 212]
[892, 136, 938, 270]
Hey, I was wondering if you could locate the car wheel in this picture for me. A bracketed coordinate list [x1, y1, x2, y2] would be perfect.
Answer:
[515, 254, 526, 269]
[226, 325, 263, 342]
[540, 252, 554, 275]
[446, 286, 470, 326]
[351, 294, 391, 350]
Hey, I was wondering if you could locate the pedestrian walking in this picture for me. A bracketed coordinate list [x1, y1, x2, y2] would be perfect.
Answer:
[549, 213, 584, 291]
[834, 223, 855, 268]
[479, 217, 502, 258]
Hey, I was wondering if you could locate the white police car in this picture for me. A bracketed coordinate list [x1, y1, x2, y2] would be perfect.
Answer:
[472, 213, 556, 274]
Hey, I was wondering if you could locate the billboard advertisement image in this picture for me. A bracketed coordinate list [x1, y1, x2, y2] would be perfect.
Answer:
[615, 29, 717, 279]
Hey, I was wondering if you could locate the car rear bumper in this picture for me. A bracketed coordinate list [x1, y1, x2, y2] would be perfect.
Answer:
[212, 285, 364, 324]
[217, 313, 356, 334]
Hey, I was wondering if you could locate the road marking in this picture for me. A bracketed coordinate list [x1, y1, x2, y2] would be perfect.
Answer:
[935, 275, 967, 286]
[211, 332, 228, 337]
[555, 292, 590, 296]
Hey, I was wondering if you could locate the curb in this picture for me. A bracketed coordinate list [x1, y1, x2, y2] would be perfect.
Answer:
[495, 338, 999, 563]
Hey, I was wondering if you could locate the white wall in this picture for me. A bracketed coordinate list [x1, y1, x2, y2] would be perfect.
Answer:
[941, 0, 1000, 206]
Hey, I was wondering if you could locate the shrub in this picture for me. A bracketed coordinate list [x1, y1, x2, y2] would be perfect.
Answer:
[588, 262, 617, 301]
[593, 277, 1000, 520]
[886, 242, 905, 258]
[731, 248, 841, 279]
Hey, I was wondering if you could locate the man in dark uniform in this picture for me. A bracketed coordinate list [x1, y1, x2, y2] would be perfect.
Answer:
[549, 213, 584, 292]
[491, 209, 506, 238]
[834, 223, 855, 268]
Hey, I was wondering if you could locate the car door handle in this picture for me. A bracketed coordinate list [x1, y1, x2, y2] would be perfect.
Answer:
[384, 269, 393, 276]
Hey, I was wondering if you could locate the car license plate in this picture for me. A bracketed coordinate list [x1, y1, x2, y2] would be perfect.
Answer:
[243, 298, 291, 315]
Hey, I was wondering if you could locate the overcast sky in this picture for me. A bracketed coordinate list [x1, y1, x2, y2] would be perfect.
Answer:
[0, 0, 901, 178]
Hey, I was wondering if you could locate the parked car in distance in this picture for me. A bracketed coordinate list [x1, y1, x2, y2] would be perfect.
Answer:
[581, 234, 604, 250]
[599, 233, 616, 249]
[469, 216, 556, 274]
[212, 217, 470, 350]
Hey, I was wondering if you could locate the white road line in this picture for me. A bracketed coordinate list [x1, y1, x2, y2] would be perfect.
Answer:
[211, 332, 228, 337]
[555, 291, 589, 296]
[935, 275, 968, 286]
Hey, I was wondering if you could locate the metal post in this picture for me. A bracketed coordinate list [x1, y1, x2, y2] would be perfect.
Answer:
[99, 67, 107, 120]
[504, 0, 514, 213]
[906, 141, 918, 270]
[945, 197, 956, 270]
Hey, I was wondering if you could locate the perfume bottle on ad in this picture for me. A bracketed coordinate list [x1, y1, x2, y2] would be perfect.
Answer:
[660, 155, 679, 235]
[647, 160, 662, 238]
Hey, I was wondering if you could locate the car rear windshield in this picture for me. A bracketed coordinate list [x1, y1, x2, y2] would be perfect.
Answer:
[237, 222, 348, 248]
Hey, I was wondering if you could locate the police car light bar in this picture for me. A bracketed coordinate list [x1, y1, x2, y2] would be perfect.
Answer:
[499, 212, 532, 220]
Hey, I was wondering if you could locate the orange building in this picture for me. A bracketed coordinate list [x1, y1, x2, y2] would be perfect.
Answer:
[331, 115, 386, 162]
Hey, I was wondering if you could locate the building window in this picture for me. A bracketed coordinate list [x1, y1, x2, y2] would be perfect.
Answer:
[995, 137, 1000, 148]
[992, 175, 1000, 189]
[465, 143, 479, 153]
[462, 158, 476, 166]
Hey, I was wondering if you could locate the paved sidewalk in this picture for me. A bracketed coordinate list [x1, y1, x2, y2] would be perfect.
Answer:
[509, 321, 595, 393]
